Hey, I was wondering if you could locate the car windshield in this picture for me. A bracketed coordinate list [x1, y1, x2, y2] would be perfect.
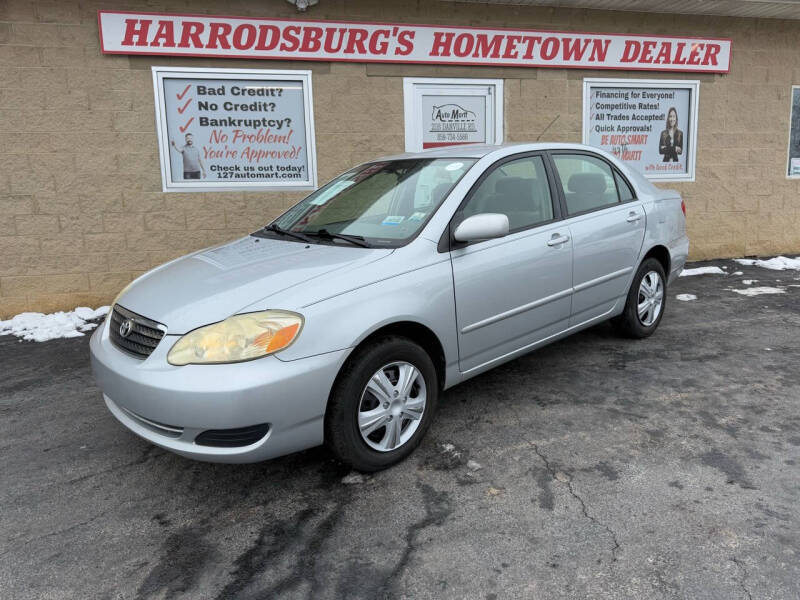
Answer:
[269, 158, 476, 247]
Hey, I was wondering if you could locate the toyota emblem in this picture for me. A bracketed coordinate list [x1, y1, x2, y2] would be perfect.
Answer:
[119, 318, 134, 338]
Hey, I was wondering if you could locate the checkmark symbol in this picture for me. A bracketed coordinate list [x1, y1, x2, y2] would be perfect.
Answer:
[176, 84, 191, 100]
[179, 117, 194, 133]
[177, 98, 192, 114]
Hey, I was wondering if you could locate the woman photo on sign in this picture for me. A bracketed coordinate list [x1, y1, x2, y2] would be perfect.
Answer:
[659, 107, 684, 163]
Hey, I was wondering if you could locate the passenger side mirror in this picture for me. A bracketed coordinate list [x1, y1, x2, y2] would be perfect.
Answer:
[453, 213, 510, 243]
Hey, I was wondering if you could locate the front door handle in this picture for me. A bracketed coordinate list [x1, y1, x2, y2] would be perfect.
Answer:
[547, 234, 570, 247]
[626, 212, 642, 223]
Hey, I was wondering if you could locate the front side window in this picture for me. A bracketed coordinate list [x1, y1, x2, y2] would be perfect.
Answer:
[552, 154, 620, 216]
[271, 158, 475, 247]
[460, 155, 554, 231]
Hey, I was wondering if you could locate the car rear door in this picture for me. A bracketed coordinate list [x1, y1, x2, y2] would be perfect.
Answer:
[448, 153, 573, 374]
[548, 151, 646, 326]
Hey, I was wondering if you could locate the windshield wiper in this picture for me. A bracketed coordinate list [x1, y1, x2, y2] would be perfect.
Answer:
[264, 223, 313, 244]
[305, 229, 371, 248]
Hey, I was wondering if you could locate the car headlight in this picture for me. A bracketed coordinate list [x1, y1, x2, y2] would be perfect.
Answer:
[167, 310, 303, 366]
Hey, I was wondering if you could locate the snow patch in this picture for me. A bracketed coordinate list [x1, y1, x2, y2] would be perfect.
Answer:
[734, 256, 800, 271]
[676, 294, 697, 301]
[742, 280, 758, 285]
[0, 306, 109, 342]
[730, 287, 786, 296]
[466, 460, 483, 472]
[439, 443, 464, 461]
[341, 472, 367, 485]
[680, 266, 726, 277]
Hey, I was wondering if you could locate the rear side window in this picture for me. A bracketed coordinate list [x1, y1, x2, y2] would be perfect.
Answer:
[615, 171, 635, 201]
[461, 155, 554, 232]
[552, 154, 619, 215]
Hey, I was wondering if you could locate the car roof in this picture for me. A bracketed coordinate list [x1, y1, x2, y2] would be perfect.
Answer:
[372, 142, 666, 200]
[375, 142, 610, 161]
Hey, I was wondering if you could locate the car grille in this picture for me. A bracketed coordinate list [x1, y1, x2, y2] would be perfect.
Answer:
[109, 304, 166, 359]
[195, 424, 271, 448]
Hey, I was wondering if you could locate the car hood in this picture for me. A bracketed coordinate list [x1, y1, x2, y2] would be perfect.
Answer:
[117, 236, 393, 334]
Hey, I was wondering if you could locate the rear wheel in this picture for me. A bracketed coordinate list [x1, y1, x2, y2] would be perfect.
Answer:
[325, 336, 438, 472]
[614, 258, 666, 339]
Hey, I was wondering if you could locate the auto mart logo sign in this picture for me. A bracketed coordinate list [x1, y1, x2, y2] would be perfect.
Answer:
[98, 11, 731, 73]
[431, 104, 477, 132]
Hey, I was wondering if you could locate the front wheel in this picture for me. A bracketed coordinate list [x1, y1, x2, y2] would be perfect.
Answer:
[613, 258, 667, 339]
[325, 336, 438, 472]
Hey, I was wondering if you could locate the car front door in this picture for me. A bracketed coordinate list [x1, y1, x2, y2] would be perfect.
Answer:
[549, 152, 646, 326]
[448, 153, 573, 374]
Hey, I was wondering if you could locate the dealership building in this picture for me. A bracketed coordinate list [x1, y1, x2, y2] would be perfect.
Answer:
[1, 0, 799, 317]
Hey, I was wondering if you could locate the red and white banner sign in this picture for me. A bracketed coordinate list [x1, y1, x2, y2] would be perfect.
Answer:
[98, 11, 731, 74]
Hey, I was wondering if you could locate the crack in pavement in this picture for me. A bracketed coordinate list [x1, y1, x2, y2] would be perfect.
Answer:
[383, 481, 454, 595]
[730, 557, 753, 600]
[531, 443, 621, 562]
[213, 467, 354, 600]
[261, 503, 348, 599]
[135, 526, 218, 600]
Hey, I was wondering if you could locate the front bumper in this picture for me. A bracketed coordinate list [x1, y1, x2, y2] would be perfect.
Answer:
[89, 319, 350, 463]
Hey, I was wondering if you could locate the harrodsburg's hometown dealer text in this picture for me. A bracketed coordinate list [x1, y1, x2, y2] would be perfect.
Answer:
[100, 12, 731, 74]
[152, 67, 317, 192]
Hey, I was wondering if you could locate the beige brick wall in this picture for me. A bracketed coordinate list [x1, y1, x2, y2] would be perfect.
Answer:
[1, 0, 799, 317]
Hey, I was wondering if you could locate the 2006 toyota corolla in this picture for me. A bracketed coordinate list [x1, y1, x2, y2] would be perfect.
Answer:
[90, 143, 688, 471]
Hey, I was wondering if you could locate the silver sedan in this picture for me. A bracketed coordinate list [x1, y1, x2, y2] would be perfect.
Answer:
[90, 143, 688, 471]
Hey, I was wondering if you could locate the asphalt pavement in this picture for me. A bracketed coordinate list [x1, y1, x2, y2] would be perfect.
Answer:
[1, 259, 799, 599]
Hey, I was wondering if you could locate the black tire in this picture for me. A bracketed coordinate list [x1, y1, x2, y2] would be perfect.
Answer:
[324, 336, 438, 472]
[613, 257, 667, 339]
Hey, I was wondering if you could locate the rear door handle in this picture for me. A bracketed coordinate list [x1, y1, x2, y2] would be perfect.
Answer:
[626, 212, 642, 223]
[547, 234, 570, 247]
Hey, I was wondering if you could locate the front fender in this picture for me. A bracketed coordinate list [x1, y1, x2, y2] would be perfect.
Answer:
[273, 258, 459, 384]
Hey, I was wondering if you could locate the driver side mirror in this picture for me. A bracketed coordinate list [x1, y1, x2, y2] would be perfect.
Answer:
[453, 213, 510, 243]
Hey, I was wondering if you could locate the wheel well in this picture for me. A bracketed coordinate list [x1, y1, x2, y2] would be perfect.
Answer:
[643, 245, 671, 277]
[355, 322, 447, 390]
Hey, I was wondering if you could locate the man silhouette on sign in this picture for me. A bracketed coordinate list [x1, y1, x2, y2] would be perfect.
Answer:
[170, 133, 206, 179]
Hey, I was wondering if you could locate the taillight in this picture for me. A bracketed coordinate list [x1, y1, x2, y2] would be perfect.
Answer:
[681, 200, 686, 216]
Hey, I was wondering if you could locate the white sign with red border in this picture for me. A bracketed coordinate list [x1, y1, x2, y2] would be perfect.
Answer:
[98, 11, 731, 74]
